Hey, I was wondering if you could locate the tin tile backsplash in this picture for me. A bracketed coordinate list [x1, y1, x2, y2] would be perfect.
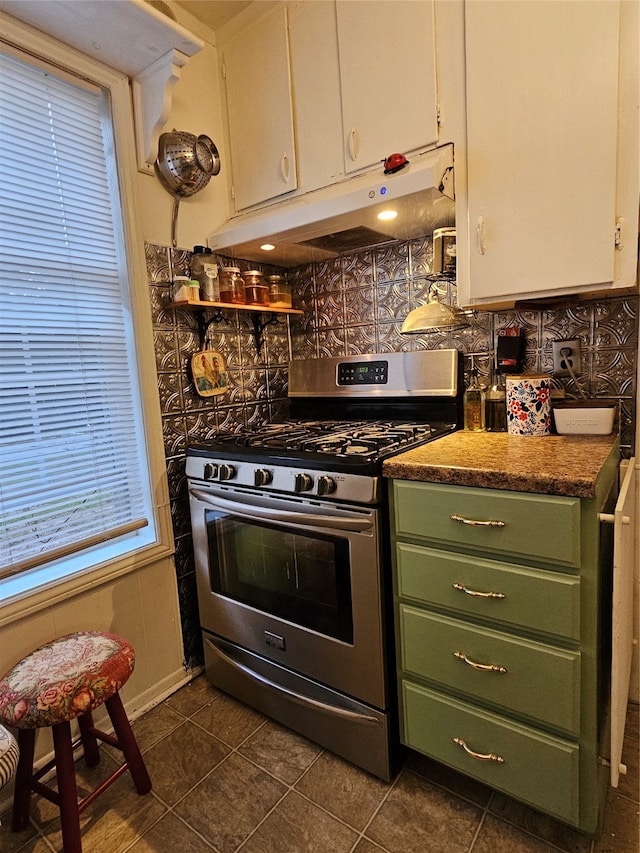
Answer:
[146, 239, 638, 667]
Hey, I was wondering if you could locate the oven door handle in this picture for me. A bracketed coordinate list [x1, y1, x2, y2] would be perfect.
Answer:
[209, 638, 381, 726]
[189, 489, 374, 532]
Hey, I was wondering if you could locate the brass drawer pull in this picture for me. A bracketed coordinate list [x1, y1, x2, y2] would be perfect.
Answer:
[451, 514, 506, 528]
[454, 651, 507, 673]
[453, 583, 506, 600]
[454, 737, 504, 764]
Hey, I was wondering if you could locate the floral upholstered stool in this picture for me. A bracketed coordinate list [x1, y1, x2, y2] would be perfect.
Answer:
[0, 724, 19, 790]
[0, 632, 151, 853]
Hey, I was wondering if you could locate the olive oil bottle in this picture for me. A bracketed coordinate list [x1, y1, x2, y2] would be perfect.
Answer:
[464, 370, 486, 431]
[485, 379, 507, 432]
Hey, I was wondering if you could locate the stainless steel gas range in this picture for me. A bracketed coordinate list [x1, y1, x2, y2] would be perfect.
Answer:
[186, 349, 462, 780]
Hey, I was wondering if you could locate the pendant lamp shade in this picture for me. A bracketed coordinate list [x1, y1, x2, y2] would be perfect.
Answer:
[401, 287, 469, 334]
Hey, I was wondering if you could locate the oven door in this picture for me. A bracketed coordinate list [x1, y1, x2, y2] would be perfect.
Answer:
[188, 481, 386, 709]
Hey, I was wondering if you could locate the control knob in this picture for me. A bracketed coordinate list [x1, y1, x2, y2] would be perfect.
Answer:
[254, 468, 273, 487]
[218, 464, 236, 481]
[293, 473, 314, 493]
[203, 463, 218, 480]
[317, 475, 337, 496]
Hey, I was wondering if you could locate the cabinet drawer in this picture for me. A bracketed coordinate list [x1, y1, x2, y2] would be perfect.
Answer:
[393, 481, 581, 567]
[402, 681, 579, 826]
[396, 543, 580, 640]
[399, 606, 580, 734]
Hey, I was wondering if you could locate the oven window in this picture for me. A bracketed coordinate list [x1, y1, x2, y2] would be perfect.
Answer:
[206, 511, 353, 643]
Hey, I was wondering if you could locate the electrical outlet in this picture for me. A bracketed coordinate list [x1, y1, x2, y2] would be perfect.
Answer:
[552, 339, 582, 377]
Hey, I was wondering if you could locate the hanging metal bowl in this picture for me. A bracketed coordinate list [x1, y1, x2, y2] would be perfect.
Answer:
[156, 130, 221, 197]
[156, 130, 221, 247]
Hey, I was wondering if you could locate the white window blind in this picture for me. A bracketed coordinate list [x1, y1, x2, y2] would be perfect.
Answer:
[0, 49, 153, 580]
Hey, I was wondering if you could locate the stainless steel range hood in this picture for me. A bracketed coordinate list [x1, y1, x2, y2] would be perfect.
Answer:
[207, 145, 455, 268]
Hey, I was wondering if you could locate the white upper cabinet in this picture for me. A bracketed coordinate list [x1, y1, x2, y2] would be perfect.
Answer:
[458, 0, 633, 307]
[335, 0, 439, 175]
[223, 5, 297, 211]
[223, 0, 442, 210]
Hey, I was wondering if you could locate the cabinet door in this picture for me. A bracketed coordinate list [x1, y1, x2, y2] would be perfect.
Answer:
[395, 543, 581, 641]
[399, 606, 581, 734]
[402, 682, 580, 827]
[223, 5, 297, 210]
[336, 0, 439, 174]
[288, 0, 344, 193]
[464, 0, 620, 302]
[392, 480, 582, 568]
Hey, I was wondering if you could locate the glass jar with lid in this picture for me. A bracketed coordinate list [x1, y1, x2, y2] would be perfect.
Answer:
[266, 274, 292, 308]
[242, 270, 269, 306]
[190, 245, 219, 302]
[218, 267, 245, 304]
[172, 275, 191, 303]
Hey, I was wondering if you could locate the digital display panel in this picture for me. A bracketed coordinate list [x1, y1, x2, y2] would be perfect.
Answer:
[337, 361, 388, 385]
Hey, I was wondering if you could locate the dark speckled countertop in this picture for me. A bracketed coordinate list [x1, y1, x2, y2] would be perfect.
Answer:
[382, 431, 619, 498]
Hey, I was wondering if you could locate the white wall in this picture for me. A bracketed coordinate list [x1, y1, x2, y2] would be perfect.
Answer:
[0, 554, 188, 808]
[0, 556, 186, 716]
[135, 7, 230, 250]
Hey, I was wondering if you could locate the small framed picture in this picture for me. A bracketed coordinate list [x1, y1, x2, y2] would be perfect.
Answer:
[190, 350, 228, 397]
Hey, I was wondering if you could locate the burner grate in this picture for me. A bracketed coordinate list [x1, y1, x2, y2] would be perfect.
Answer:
[205, 420, 445, 461]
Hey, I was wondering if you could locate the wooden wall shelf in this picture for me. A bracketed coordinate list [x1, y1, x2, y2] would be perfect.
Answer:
[168, 300, 302, 354]
[168, 300, 302, 315]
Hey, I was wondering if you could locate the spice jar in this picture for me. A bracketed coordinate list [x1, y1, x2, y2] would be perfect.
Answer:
[266, 275, 292, 308]
[242, 270, 269, 306]
[218, 267, 245, 304]
[172, 275, 191, 303]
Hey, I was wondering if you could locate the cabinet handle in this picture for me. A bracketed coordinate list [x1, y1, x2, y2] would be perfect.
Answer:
[451, 514, 505, 528]
[453, 583, 506, 600]
[453, 737, 504, 764]
[476, 216, 486, 254]
[348, 127, 359, 162]
[280, 153, 290, 183]
[454, 651, 507, 674]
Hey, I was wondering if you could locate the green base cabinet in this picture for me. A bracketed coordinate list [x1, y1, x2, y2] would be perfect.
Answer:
[390, 448, 618, 834]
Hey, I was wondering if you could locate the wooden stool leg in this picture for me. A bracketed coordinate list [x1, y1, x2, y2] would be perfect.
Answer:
[78, 711, 100, 767]
[104, 693, 151, 795]
[12, 728, 35, 830]
[52, 721, 82, 853]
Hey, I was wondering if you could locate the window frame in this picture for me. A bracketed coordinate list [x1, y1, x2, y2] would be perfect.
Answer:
[0, 14, 173, 621]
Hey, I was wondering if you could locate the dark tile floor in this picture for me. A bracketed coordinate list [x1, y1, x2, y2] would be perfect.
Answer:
[1, 676, 638, 853]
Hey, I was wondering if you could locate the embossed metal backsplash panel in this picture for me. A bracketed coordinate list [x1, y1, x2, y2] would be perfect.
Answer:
[286, 237, 638, 456]
[147, 239, 637, 458]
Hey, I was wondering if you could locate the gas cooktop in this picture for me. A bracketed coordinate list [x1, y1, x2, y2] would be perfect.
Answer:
[189, 418, 457, 475]
[209, 418, 449, 453]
